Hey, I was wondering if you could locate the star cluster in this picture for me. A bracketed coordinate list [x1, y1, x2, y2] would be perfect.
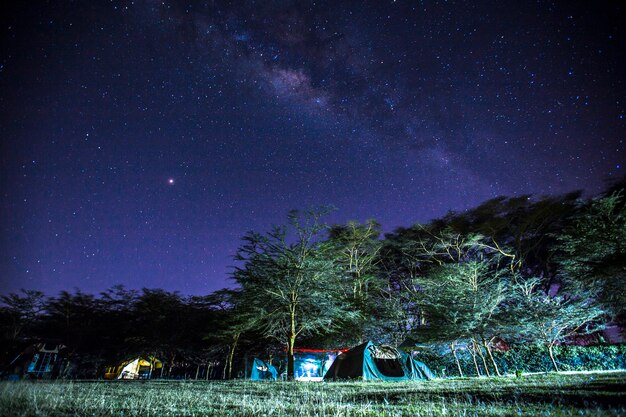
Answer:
[1, 0, 624, 295]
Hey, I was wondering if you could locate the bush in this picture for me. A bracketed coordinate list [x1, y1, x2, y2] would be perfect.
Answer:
[415, 344, 626, 377]
[551, 345, 626, 371]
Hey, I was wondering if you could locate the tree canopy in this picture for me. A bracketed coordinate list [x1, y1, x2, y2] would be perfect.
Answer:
[2, 180, 623, 379]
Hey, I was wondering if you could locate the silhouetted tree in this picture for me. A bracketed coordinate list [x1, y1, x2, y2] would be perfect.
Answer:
[0, 290, 45, 342]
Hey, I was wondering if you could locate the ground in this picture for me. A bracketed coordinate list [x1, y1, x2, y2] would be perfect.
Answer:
[0, 371, 624, 416]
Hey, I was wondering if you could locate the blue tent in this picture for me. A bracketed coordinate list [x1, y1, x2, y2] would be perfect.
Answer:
[250, 358, 278, 381]
[400, 351, 436, 380]
[324, 341, 411, 381]
[292, 350, 343, 381]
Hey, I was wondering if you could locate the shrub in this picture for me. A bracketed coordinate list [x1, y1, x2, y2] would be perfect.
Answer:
[416, 344, 625, 377]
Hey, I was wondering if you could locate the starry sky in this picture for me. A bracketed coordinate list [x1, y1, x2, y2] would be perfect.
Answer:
[1, 1, 624, 296]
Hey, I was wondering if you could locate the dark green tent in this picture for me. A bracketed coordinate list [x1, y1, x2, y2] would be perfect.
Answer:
[250, 358, 278, 381]
[323, 341, 411, 381]
[400, 351, 435, 380]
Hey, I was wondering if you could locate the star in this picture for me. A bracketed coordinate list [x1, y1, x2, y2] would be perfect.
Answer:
[0, 0, 622, 298]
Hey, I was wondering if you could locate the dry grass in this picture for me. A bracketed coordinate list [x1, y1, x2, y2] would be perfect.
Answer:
[0, 371, 624, 416]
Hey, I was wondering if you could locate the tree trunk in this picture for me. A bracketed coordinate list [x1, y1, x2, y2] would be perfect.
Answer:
[547, 343, 559, 372]
[287, 333, 296, 380]
[227, 332, 240, 379]
[469, 340, 482, 377]
[483, 339, 501, 377]
[450, 342, 464, 377]
[195, 365, 200, 380]
[287, 305, 297, 380]
[475, 342, 491, 377]
[168, 353, 176, 378]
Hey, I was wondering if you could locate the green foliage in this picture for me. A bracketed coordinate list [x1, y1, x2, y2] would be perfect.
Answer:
[498, 344, 626, 373]
[232, 207, 357, 378]
[324, 220, 388, 344]
[2, 183, 625, 381]
[419, 344, 626, 376]
[505, 275, 606, 371]
[556, 191, 626, 319]
[407, 231, 511, 338]
[552, 345, 626, 371]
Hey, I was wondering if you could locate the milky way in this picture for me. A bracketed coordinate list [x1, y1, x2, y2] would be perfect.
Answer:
[1, 1, 624, 295]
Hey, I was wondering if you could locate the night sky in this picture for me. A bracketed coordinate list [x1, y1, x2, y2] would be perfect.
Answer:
[1, 1, 624, 296]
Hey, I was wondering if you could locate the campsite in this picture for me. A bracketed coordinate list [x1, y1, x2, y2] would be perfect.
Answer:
[2, 0, 626, 414]
[1, 180, 626, 415]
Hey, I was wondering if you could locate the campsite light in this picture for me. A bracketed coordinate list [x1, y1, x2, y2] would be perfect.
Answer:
[302, 359, 317, 373]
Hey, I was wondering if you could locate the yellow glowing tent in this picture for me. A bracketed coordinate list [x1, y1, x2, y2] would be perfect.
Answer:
[103, 357, 162, 380]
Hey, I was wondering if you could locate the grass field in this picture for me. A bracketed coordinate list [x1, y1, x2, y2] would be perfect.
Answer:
[0, 371, 624, 417]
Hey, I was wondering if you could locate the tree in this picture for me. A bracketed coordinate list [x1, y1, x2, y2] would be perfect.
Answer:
[128, 289, 189, 377]
[43, 290, 98, 347]
[508, 276, 605, 372]
[326, 220, 385, 344]
[556, 191, 626, 321]
[405, 229, 512, 376]
[0, 289, 45, 342]
[415, 259, 507, 376]
[200, 289, 257, 379]
[98, 285, 139, 361]
[180, 294, 228, 380]
[233, 207, 355, 379]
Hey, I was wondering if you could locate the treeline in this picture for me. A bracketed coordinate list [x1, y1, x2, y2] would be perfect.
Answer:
[1, 179, 624, 379]
[0, 287, 230, 378]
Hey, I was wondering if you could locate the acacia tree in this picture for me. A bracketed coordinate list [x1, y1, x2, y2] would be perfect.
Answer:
[405, 228, 512, 377]
[233, 208, 355, 379]
[326, 220, 384, 344]
[414, 258, 507, 376]
[410, 263, 475, 377]
[440, 193, 580, 279]
[508, 276, 605, 372]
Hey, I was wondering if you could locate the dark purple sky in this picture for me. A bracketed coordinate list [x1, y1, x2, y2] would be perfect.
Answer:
[1, 1, 624, 296]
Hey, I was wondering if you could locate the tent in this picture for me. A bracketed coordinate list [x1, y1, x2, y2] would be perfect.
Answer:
[323, 341, 411, 381]
[292, 348, 346, 381]
[250, 358, 278, 381]
[400, 351, 436, 380]
[4, 342, 67, 379]
[103, 357, 163, 380]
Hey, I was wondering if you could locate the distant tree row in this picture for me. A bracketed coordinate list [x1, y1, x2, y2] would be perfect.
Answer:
[1, 179, 624, 379]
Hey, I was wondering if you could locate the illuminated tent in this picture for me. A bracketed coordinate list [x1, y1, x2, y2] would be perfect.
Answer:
[250, 358, 278, 381]
[323, 341, 411, 381]
[400, 351, 435, 380]
[293, 348, 346, 381]
[103, 357, 162, 380]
